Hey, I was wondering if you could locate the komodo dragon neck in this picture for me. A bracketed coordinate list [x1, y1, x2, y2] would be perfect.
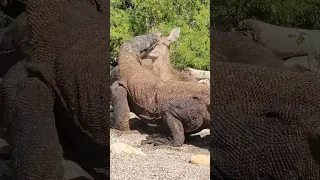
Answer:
[152, 48, 172, 80]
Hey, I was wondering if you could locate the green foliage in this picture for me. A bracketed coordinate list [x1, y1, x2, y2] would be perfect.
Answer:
[211, 0, 320, 31]
[110, 0, 210, 70]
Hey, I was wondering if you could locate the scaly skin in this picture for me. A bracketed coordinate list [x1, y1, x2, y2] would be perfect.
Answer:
[211, 61, 320, 179]
[113, 34, 210, 147]
[1, 0, 110, 179]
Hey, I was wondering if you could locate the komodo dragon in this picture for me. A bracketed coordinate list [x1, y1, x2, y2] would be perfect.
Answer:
[141, 27, 198, 82]
[211, 60, 320, 179]
[110, 27, 198, 85]
[0, 0, 110, 179]
[113, 33, 210, 147]
[212, 32, 305, 72]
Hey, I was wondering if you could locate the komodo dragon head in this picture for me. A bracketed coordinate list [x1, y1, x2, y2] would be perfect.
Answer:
[139, 27, 198, 82]
[143, 27, 180, 62]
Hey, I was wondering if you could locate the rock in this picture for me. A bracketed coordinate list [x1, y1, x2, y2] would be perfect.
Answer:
[129, 112, 139, 119]
[198, 79, 210, 85]
[110, 142, 146, 156]
[191, 129, 210, 138]
[185, 67, 210, 80]
[0, 138, 10, 159]
[190, 154, 210, 166]
[62, 160, 94, 180]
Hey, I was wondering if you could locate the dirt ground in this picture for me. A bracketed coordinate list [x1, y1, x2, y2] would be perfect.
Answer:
[110, 113, 210, 180]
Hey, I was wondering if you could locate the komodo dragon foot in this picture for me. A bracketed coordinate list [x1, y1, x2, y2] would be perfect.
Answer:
[141, 98, 210, 147]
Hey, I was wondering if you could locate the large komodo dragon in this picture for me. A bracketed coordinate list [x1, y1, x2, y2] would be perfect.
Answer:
[211, 60, 320, 178]
[113, 33, 210, 147]
[0, 0, 110, 179]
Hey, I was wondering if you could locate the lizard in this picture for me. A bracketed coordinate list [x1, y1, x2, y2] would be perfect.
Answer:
[210, 60, 320, 179]
[110, 28, 204, 134]
[110, 27, 199, 86]
[112, 33, 210, 147]
[141, 27, 199, 83]
[0, 0, 111, 179]
[212, 32, 305, 72]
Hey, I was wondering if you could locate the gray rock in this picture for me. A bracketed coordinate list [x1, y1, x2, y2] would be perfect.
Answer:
[62, 160, 94, 180]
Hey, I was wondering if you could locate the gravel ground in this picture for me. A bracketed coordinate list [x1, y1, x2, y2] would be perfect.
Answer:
[110, 128, 210, 180]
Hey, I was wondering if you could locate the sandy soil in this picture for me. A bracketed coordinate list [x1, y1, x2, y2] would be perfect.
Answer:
[110, 115, 210, 180]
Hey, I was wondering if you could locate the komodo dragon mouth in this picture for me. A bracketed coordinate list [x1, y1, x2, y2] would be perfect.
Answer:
[138, 36, 160, 60]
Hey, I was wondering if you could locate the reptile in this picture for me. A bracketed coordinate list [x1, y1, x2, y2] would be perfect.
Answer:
[111, 28, 202, 134]
[0, 0, 110, 179]
[141, 27, 198, 82]
[211, 60, 320, 179]
[212, 32, 305, 72]
[110, 27, 198, 86]
[112, 33, 210, 147]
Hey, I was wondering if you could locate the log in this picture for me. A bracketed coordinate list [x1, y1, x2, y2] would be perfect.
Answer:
[237, 19, 320, 59]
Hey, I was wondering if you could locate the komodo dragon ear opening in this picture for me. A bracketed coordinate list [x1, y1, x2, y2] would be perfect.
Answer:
[167, 27, 180, 42]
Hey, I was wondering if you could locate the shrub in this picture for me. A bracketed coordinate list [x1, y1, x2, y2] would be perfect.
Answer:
[110, 0, 210, 70]
[211, 0, 320, 31]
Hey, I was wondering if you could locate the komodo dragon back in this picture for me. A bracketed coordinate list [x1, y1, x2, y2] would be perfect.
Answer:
[211, 61, 320, 179]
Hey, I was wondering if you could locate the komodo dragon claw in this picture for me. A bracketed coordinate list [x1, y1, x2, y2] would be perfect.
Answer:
[141, 133, 169, 146]
[141, 135, 174, 146]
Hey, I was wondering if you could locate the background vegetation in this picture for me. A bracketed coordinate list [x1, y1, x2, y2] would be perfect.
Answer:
[111, 0, 320, 71]
[110, 0, 210, 70]
[211, 0, 320, 31]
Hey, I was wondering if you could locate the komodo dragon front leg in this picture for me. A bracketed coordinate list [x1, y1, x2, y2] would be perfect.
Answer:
[9, 77, 64, 180]
[141, 98, 210, 147]
[1, 60, 64, 179]
[110, 80, 131, 131]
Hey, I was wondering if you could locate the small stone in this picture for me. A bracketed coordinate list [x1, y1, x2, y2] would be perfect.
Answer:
[190, 154, 210, 166]
[62, 160, 93, 180]
[111, 142, 146, 156]
[129, 112, 139, 119]
[198, 79, 210, 85]
[192, 129, 210, 138]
